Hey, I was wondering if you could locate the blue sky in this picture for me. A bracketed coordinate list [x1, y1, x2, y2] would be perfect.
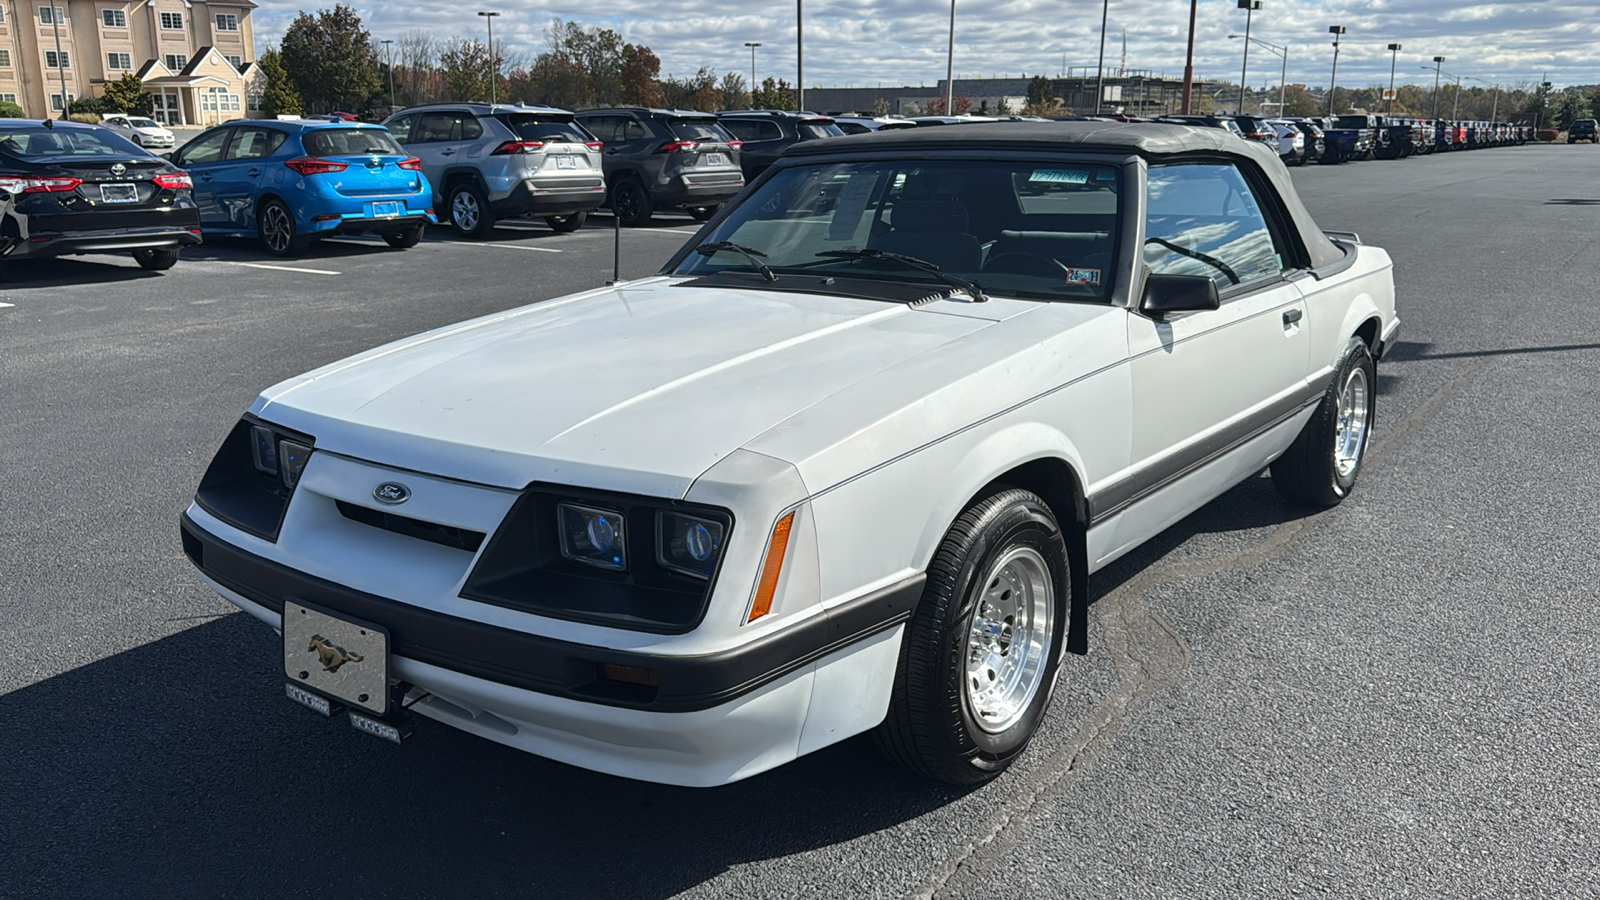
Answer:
[251, 1, 1599, 91]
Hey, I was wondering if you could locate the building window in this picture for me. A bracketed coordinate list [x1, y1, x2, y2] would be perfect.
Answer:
[50, 92, 75, 110]
[164, 53, 187, 70]
[201, 87, 240, 112]
[0, 8, 7, 22]
[0, 51, 10, 68]
[0, 94, 16, 104]
[225, 55, 242, 70]
[215, 13, 238, 32]
[45, 50, 70, 69]
[248, 93, 263, 110]
[159, 11, 182, 29]
[39, 6, 65, 25]
[107, 52, 131, 70]
[102, 9, 126, 27]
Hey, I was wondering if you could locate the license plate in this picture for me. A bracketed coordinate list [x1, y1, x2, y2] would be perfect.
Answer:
[100, 183, 138, 203]
[370, 201, 400, 218]
[555, 155, 577, 169]
[705, 153, 727, 167]
[283, 600, 389, 715]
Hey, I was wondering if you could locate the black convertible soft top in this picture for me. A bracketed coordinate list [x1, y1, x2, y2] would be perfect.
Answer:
[782, 121, 1345, 270]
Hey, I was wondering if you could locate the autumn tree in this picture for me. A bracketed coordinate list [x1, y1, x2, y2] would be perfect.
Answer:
[619, 44, 664, 107]
[718, 72, 748, 110]
[279, 4, 380, 112]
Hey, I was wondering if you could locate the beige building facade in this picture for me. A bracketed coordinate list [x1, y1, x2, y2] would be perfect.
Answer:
[0, 0, 257, 123]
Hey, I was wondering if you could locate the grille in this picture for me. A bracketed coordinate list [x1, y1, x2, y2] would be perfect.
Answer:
[336, 500, 486, 553]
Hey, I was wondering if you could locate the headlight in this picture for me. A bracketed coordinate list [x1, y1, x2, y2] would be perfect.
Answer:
[251, 424, 313, 489]
[279, 439, 312, 488]
[558, 503, 626, 571]
[657, 512, 724, 579]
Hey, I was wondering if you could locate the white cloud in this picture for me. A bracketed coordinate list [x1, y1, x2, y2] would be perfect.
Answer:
[252, 1, 1600, 91]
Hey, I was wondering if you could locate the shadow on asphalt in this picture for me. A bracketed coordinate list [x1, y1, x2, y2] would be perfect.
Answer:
[0, 255, 173, 287]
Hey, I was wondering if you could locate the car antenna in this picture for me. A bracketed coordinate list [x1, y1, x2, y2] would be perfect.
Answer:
[43, 118, 54, 130]
[606, 209, 621, 285]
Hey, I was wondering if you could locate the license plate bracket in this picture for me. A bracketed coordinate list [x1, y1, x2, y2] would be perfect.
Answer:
[370, 201, 400, 218]
[282, 599, 389, 715]
[705, 153, 727, 167]
[100, 183, 138, 204]
[555, 155, 577, 169]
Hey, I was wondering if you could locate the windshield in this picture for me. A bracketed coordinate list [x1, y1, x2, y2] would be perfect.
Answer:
[303, 128, 406, 157]
[128, 118, 161, 129]
[0, 127, 146, 159]
[672, 159, 1121, 302]
[498, 114, 590, 142]
[668, 119, 736, 142]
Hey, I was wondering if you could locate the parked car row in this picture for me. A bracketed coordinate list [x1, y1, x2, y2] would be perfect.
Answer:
[1158, 112, 1537, 166]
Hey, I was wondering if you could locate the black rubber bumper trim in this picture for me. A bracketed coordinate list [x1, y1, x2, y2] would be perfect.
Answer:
[181, 514, 923, 713]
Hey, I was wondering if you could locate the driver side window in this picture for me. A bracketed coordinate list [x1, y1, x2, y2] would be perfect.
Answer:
[1144, 163, 1285, 289]
[176, 128, 230, 166]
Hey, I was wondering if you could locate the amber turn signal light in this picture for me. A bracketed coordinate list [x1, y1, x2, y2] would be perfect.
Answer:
[746, 511, 795, 623]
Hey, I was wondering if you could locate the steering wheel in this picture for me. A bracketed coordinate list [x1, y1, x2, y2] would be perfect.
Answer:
[981, 252, 1067, 279]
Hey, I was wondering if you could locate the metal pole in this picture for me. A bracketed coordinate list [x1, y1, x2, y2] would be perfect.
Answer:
[1431, 58, 1443, 120]
[1180, 0, 1197, 113]
[1279, 45, 1287, 116]
[487, 15, 496, 104]
[1095, 0, 1109, 115]
[1238, 6, 1253, 115]
[1452, 76, 1461, 119]
[1387, 46, 1399, 113]
[945, 0, 956, 115]
[1327, 39, 1340, 116]
[745, 43, 761, 102]
[1491, 85, 1499, 120]
[796, 0, 804, 111]
[383, 40, 395, 111]
[51, 8, 68, 119]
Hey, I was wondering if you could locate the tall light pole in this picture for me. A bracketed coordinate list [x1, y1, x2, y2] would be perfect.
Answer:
[1094, 0, 1110, 115]
[478, 11, 500, 104]
[1326, 25, 1346, 116]
[1180, 0, 1198, 113]
[944, 0, 957, 115]
[1430, 56, 1445, 119]
[1230, 34, 1287, 116]
[796, 0, 804, 111]
[744, 42, 761, 104]
[1386, 43, 1402, 113]
[1236, 0, 1261, 115]
[382, 39, 396, 111]
[50, 6, 68, 119]
[1467, 76, 1500, 120]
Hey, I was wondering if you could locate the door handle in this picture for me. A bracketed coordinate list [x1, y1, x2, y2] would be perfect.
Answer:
[1282, 308, 1303, 326]
[246, 168, 260, 177]
[199, 172, 213, 181]
[440, 149, 456, 156]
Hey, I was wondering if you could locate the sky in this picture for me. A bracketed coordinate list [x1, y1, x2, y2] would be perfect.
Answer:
[250, 1, 1600, 92]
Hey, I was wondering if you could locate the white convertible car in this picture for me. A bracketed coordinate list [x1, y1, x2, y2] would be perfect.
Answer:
[182, 123, 1397, 786]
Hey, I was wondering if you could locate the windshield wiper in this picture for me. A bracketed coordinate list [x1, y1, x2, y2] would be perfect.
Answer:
[695, 241, 777, 282]
[815, 248, 988, 302]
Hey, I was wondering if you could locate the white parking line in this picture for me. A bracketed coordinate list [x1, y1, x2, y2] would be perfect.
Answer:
[449, 241, 563, 253]
[0, 301, 14, 308]
[228, 262, 342, 276]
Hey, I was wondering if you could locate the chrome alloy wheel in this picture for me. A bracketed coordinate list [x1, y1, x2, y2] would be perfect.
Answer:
[261, 204, 292, 253]
[965, 545, 1054, 734]
[451, 190, 480, 232]
[1334, 366, 1370, 478]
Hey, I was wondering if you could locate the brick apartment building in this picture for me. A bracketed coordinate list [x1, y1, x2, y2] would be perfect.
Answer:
[0, 0, 258, 124]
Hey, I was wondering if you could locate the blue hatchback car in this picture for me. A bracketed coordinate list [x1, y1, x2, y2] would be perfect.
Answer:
[172, 119, 437, 256]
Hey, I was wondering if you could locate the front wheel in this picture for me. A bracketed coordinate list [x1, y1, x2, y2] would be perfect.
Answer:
[545, 211, 586, 233]
[383, 225, 424, 249]
[133, 247, 179, 270]
[1271, 337, 1376, 507]
[874, 487, 1069, 784]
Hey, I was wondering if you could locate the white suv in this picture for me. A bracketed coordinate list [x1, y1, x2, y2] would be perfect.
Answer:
[382, 103, 606, 237]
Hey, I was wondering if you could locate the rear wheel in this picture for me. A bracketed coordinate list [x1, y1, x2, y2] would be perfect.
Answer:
[545, 211, 587, 233]
[448, 182, 494, 238]
[383, 225, 424, 249]
[610, 178, 653, 227]
[258, 200, 310, 257]
[132, 247, 179, 270]
[1271, 337, 1376, 507]
[873, 487, 1068, 784]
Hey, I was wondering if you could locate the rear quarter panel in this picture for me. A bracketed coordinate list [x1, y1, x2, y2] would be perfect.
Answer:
[1298, 243, 1396, 379]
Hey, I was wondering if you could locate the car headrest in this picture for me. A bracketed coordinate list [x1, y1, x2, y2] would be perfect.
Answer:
[889, 200, 969, 233]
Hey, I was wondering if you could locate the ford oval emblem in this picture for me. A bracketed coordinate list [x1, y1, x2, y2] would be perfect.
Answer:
[110, 163, 126, 177]
[373, 482, 410, 505]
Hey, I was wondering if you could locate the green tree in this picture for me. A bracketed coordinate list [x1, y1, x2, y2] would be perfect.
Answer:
[279, 4, 380, 113]
[100, 73, 152, 115]
[0, 100, 23, 118]
[1281, 84, 1317, 117]
[749, 77, 795, 110]
[1552, 91, 1592, 131]
[439, 37, 490, 102]
[718, 71, 747, 111]
[258, 49, 303, 118]
[1023, 75, 1058, 115]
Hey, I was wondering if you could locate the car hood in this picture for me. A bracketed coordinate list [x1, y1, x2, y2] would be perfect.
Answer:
[253, 277, 1011, 497]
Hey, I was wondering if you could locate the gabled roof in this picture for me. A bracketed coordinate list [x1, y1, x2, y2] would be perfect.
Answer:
[134, 59, 170, 80]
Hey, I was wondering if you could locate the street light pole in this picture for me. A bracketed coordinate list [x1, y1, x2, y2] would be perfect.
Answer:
[1095, 0, 1110, 115]
[1180, 0, 1198, 113]
[1466, 76, 1500, 120]
[1230, 34, 1288, 116]
[744, 42, 761, 104]
[796, 0, 804, 111]
[478, 11, 500, 105]
[1237, 0, 1261, 115]
[1430, 56, 1444, 120]
[50, 6, 68, 119]
[945, 0, 957, 115]
[1326, 25, 1346, 117]
[1386, 43, 1402, 113]
[382, 39, 395, 111]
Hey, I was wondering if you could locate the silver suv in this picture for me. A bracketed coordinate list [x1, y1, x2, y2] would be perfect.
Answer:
[382, 102, 606, 237]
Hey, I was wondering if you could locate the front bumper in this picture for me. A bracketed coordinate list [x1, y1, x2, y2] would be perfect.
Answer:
[3, 225, 202, 259]
[180, 512, 920, 785]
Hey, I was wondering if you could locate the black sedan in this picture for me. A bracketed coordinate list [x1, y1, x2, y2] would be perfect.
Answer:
[0, 120, 201, 270]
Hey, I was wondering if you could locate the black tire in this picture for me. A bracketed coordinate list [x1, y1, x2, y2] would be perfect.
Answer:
[258, 199, 310, 257]
[1321, 148, 1344, 165]
[1271, 337, 1376, 508]
[690, 205, 719, 222]
[133, 247, 180, 270]
[873, 487, 1069, 785]
[448, 182, 494, 238]
[544, 211, 587, 233]
[383, 225, 424, 249]
[610, 178, 654, 227]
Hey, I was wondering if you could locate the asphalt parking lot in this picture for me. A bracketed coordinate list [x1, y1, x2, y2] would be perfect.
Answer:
[3, 147, 1599, 898]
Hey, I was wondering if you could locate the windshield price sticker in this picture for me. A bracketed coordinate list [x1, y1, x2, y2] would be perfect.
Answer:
[827, 172, 881, 241]
[1066, 268, 1102, 286]
[1029, 169, 1090, 184]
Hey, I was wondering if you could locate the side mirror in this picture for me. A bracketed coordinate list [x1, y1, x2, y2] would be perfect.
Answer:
[1140, 273, 1220, 320]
